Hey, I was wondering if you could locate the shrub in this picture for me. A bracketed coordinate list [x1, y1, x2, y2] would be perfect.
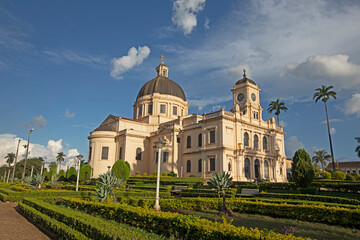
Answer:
[322, 171, 331, 179]
[152, 171, 157, 176]
[95, 172, 123, 202]
[67, 167, 77, 182]
[111, 160, 130, 181]
[168, 171, 177, 177]
[162, 172, 168, 176]
[297, 187, 317, 195]
[142, 173, 148, 177]
[79, 164, 91, 182]
[46, 169, 56, 181]
[58, 170, 66, 181]
[31, 174, 44, 190]
[189, 174, 198, 177]
[346, 174, 356, 181]
[333, 171, 346, 180]
[291, 149, 314, 188]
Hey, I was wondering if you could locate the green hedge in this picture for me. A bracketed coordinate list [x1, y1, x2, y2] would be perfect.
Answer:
[19, 202, 89, 240]
[256, 192, 360, 205]
[62, 198, 308, 240]
[180, 189, 236, 198]
[127, 176, 205, 185]
[62, 185, 96, 191]
[22, 198, 165, 240]
[311, 182, 360, 193]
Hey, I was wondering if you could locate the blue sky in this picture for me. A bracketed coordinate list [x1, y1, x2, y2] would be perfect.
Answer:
[1, 0, 360, 168]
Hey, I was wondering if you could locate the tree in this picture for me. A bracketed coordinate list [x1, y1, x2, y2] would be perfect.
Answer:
[56, 152, 66, 172]
[66, 167, 77, 182]
[111, 160, 130, 181]
[355, 137, 360, 158]
[79, 164, 91, 182]
[5, 153, 15, 168]
[312, 150, 332, 171]
[291, 149, 315, 188]
[58, 169, 66, 181]
[208, 171, 233, 216]
[267, 98, 288, 126]
[49, 162, 57, 171]
[313, 85, 337, 171]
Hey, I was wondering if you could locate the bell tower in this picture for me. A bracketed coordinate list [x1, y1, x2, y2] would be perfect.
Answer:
[231, 69, 263, 121]
[156, 54, 169, 78]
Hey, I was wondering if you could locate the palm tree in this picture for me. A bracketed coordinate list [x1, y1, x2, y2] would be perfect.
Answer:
[355, 137, 360, 158]
[313, 85, 336, 171]
[267, 98, 288, 126]
[312, 150, 332, 171]
[208, 171, 233, 216]
[56, 152, 66, 172]
[5, 153, 15, 168]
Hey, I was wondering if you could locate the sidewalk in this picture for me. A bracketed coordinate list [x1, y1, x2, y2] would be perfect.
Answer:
[0, 202, 50, 240]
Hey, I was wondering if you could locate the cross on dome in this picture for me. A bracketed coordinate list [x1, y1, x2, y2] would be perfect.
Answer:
[160, 54, 165, 64]
[243, 69, 247, 78]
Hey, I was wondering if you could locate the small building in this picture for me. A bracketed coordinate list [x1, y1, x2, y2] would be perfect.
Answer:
[326, 161, 360, 175]
[88, 57, 289, 182]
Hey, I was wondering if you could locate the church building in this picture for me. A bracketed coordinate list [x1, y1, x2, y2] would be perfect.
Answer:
[88, 56, 289, 182]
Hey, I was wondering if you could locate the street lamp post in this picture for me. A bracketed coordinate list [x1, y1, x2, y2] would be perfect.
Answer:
[30, 166, 34, 177]
[11, 139, 21, 182]
[75, 155, 83, 192]
[22, 129, 34, 181]
[154, 139, 165, 211]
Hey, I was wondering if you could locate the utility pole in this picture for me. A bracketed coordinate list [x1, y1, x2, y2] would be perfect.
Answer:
[22, 129, 34, 181]
[11, 139, 21, 182]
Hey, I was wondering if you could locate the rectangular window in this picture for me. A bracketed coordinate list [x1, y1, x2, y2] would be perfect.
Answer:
[160, 104, 166, 113]
[210, 158, 215, 171]
[155, 151, 159, 163]
[138, 106, 142, 117]
[148, 104, 153, 115]
[173, 106, 177, 115]
[163, 151, 169, 163]
[209, 130, 215, 143]
[101, 147, 109, 160]
[88, 147, 92, 161]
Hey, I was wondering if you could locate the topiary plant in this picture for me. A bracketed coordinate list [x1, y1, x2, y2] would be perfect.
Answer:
[111, 160, 130, 181]
[79, 164, 91, 182]
[168, 171, 177, 177]
[58, 169, 66, 181]
[142, 172, 148, 177]
[333, 171, 346, 180]
[322, 171, 331, 179]
[291, 149, 314, 188]
[66, 167, 77, 182]
[152, 171, 157, 176]
[162, 172, 168, 176]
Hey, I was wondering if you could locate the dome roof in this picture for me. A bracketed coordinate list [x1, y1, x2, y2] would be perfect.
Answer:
[235, 69, 257, 86]
[136, 75, 186, 101]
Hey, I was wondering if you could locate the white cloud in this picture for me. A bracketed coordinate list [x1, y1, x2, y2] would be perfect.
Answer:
[285, 136, 305, 158]
[330, 127, 336, 135]
[343, 92, 360, 117]
[64, 109, 75, 118]
[44, 49, 106, 66]
[22, 115, 47, 128]
[189, 95, 232, 111]
[204, 17, 210, 30]
[282, 54, 360, 89]
[279, 120, 287, 127]
[110, 46, 150, 80]
[172, 0, 206, 35]
[228, 64, 251, 79]
[320, 118, 342, 125]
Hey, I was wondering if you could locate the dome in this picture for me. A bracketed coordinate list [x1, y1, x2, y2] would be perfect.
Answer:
[136, 75, 186, 101]
[235, 69, 257, 86]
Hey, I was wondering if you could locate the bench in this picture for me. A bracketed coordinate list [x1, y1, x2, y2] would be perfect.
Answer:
[170, 186, 188, 196]
[236, 188, 259, 197]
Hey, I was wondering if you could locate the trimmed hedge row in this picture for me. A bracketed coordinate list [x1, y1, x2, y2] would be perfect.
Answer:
[62, 198, 308, 240]
[312, 182, 360, 193]
[180, 189, 236, 198]
[62, 185, 96, 191]
[256, 192, 360, 205]
[23, 198, 165, 240]
[127, 185, 170, 192]
[19, 202, 89, 240]
[127, 176, 205, 185]
[0, 188, 92, 202]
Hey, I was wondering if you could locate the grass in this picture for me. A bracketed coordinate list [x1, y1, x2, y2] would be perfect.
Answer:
[173, 209, 360, 240]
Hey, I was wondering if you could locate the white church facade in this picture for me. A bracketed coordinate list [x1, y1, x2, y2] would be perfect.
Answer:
[88, 57, 289, 182]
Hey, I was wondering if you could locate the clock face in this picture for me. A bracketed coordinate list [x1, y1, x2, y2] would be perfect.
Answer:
[251, 93, 256, 101]
[237, 93, 244, 102]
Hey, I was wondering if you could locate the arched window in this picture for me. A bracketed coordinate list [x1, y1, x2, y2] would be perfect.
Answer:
[254, 159, 260, 179]
[264, 160, 269, 179]
[280, 167, 283, 176]
[263, 137, 267, 151]
[187, 136, 191, 148]
[254, 134, 259, 149]
[228, 162, 232, 171]
[198, 159, 202, 172]
[244, 158, 250, 179]
[244, 132, 249, 146]
[136, 148, 141, 160]
[119, 147, 122, 160]
[186, 160, 191, 172]
[198, 134, 202, 147]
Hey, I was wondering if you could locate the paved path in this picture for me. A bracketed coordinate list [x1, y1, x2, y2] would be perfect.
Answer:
[0, 202, 50, 240]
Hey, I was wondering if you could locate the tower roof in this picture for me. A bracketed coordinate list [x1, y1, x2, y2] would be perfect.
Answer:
[235, 69, 257, 86]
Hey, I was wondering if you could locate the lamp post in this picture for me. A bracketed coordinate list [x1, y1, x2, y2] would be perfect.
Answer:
[30, 166, 34, 177]
[11, 139, 21, 182]
[22, 128, 34, 181]
[75, 155, 83, 192]
[154, 139, 165, 211]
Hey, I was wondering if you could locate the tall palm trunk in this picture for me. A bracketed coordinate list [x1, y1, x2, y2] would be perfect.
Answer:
[324, 102, 335, 171]
[277, 114, 280, 126]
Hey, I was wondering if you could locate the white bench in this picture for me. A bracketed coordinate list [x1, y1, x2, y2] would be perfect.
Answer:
[170, 186, 188, 196]
[237, 188, 259, 197]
